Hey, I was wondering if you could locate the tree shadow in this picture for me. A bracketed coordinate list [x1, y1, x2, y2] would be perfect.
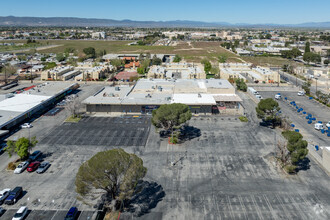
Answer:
[296, 157, 311, 172]
[179, 125, 201, 141]
[125, 180, 165, 217]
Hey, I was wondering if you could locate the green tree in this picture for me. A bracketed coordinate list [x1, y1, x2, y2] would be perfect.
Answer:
[201, 59, 212, 74]
[304, 41, 310, 53]
[291, 48, 302, 58]
[152, 55, 162, 65]
[265, 33, 272, 39]
[303, 52, 321, 63]
[282, 130, 308, 169]
[83, 47, 96, 58]
[324, 59, 329, 65]
[256, 98, 281, 128]
[235, 78, 247, 92]
[110, 59, 124, 68]
[137, 67, 145, 74]
[173, 55, 182, 63]
[152, 103, 192, 142]
[218, 54, 227, 63]
[56, 53, 66, 62]
[5, 137, 38, 159]
[44, 62, 57, 70]
[75, 149, 147, 206]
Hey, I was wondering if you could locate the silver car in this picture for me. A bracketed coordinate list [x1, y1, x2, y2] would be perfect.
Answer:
[36, 161, 50, 174]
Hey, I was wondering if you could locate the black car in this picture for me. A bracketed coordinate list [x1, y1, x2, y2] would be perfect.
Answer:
[4, 187, 22, 205]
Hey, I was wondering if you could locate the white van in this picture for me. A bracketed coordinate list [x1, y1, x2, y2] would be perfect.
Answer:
[314, 123, 324, 130]
[275, 94, 281, 100]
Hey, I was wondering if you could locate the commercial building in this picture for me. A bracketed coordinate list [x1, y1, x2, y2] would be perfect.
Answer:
[219, 63, 280, 83]
[147, 63, 206, 79]
[83, 79, 243, 115]
[0, 82, 79, 133]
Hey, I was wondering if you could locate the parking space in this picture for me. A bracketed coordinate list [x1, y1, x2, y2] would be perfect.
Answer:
[0, 209, 94, 220]
[39, 116, 151, 147]
[124, 114, 330, 219]
[259, 91, 329, 145]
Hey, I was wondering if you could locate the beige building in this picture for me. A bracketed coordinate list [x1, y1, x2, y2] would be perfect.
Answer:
[41, 66, 80, 81]
[147, 63, 206, 79]
[83, 79, 243, 115]
[219, 63, 280, 83]
[75, 66, 110, 81]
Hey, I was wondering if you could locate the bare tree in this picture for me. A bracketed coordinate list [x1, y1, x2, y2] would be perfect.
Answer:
[67, 95, 81, 118]
[276, 140, 289, 166]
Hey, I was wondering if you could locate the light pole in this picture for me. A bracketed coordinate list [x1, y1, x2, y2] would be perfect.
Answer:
[315, 78, 318, 94]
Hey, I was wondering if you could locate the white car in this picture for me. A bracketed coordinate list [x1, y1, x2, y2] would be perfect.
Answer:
[14, 161, 29, 174]
[326, 121, 330, 128]
[21, 123, 32, 129]
[12, 206, 28, 220]
[275, 94, 281, 100]
[297, 91, 305, 96]
[256, 94, 263, 100]
[0, 188, 11, 205]
[314, 123, 324, 130]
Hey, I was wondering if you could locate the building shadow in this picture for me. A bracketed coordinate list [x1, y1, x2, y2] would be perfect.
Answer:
[125, 180, 165, 217]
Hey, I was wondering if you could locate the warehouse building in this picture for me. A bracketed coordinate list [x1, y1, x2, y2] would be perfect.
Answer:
[83, 79, 243, 115]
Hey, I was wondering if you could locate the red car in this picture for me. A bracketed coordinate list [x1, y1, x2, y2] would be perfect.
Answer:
[27, 161, 40, 172]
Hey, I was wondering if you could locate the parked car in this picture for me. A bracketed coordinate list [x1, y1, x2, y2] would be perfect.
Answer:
[12, 206, 28, 220]
[275, 94, 281, 100]
[0, 188, 11, 205]
[314, 123, 324, 130]
[0, 206, 5, 216]
[21, 123, 32, 129]
[0, 143, 6, 154]
[36, 161, 50, 174]
[14, 162, 29, 174]
[255, 94, 263, 100]
[326, 121, 330, 128]
[28, 150, 41, 161]
[64, 207, 78, 220]
[27, 161, 40, 172]
[4, 187, 22, 205]
[297, 91, 305, 96]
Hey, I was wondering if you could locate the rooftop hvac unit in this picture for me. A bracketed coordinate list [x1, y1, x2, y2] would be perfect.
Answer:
[158, 86, 162, 92]
[145, 94, 152, 98]
[115, 87, 120, 91]
[198, 93, 202, 98]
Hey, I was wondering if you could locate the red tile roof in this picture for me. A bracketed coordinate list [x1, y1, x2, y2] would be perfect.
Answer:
[115, 71, 138, 80]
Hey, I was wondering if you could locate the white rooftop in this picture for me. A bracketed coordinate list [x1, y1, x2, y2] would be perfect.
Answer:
[0, 94, 51, 112]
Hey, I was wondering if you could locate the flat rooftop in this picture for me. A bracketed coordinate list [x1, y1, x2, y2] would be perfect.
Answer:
[84, 79, 240, 106]
[0, 82, 77, 129]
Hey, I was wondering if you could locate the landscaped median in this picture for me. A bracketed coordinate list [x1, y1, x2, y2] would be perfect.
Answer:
[65, 115, 82, 123]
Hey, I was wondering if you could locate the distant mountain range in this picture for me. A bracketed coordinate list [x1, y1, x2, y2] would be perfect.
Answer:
[0, 16, 329, 28]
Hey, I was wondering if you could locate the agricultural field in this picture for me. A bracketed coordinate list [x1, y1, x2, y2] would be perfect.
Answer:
[242, 56, 304, 67]
[35, 40, 241, 63]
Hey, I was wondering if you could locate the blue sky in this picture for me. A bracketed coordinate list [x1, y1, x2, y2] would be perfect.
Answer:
[2, 0, 330, 24]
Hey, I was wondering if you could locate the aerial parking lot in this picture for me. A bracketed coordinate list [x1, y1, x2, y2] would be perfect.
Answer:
[121, 116, 330, 219]
[0, 88, 329, 220]
[0, 115, 152, 220]
[259, 91, 330, 146]
[39, 116, 150, 147]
